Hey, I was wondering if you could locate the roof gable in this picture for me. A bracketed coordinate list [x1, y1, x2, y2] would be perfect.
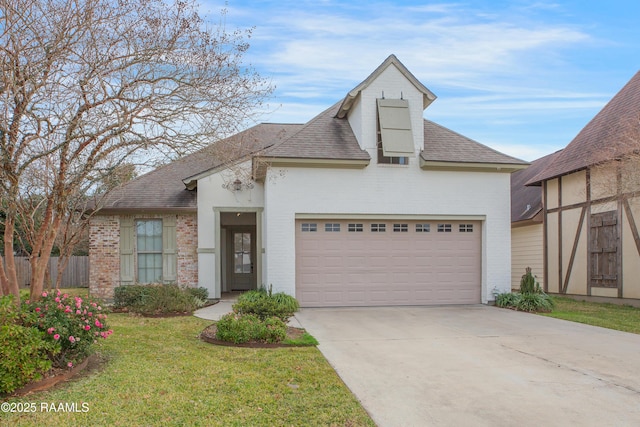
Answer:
[336, 54, 437, 119]
[529, 70, 640, 184]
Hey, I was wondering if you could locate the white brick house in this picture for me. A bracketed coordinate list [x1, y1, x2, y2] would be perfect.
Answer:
[90, 55, 527, 306]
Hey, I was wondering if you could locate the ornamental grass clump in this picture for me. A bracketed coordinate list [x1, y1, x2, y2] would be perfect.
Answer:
[23, 290, 113, 369]
[495, 267, 554, 313]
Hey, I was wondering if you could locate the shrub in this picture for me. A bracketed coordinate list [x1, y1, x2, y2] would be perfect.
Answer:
[185, 287, 209, 304]
[215, 313, 286, 344]
[0, 323, 59, 395]
[23, 290, 112, 368]
[516, 292, 554, 312]
[520, 267, 542, 294]
[114, 285, 147, 309]
[114, 284, 206, 315]
[495, 292, 521, 308]
[234, 286, 299, 322]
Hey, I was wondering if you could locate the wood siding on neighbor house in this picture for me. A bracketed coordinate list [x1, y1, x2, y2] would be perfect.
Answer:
[544, 164, 640, 300]
[511, 224, 544, 290]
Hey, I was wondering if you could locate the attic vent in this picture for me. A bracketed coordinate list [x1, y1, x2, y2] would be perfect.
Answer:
[377, 98, 414, 157]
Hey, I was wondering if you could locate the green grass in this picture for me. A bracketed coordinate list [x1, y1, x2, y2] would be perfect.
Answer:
[283, 332, 319, 346]
[1, 314, 374, 426]
[541, 297, 640, 334]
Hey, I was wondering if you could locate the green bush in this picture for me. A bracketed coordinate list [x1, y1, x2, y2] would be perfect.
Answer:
[114, 285, 147, 309]
[495, 292, 521, 308]
[520, 267, 542, 294]
[23, 290, 112, 368]
[114, 284, 206, 315]
[0, 324, 59, 395]
[185, 287, 209, 304]
[215, 313, 287, 344]
[234, 286, 299, 322]
[516, 292, 554, 312]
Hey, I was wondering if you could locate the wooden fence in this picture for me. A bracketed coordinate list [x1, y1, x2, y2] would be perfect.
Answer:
[10, 256, 89, 288]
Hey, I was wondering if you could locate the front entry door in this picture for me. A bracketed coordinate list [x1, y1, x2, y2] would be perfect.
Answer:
[230, 230, 255, 291]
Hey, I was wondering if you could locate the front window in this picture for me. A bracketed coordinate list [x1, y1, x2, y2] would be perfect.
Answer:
[136, 220, 163, 283]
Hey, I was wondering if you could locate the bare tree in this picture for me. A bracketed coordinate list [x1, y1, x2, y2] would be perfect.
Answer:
[0, 0, 272, 303]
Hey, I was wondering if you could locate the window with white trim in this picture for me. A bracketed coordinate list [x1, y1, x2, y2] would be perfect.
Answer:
[416, 224, 430, 232]
[393, 223, 408, 232]
[348, 223, 363, 232]
[301, 223, 317, 232]
[371, 223, 386, 232]
[437, 224, 452, 233]
[136, 219, 163, 283]
[325, 223, 341, 232]
[459, 224, 473, 232]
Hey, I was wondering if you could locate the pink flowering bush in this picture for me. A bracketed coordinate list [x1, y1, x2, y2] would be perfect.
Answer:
[23, 290, 113, 368]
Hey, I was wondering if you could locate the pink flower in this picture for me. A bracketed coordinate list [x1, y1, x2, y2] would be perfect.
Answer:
[35, 307, 41, 312]
[69, 336, 76, 343]
[53, 334, 60, 340]
[56, 290, 61, 296]
[84, 325, 91, 331]
[63, 294, 68, 299]
[65, 306, 72, 313]
[54, 297, 61, 303]
[91, 302, 97, 308]
[42, 292, 48, 297]
[47, 327, 55, 334]
[88, 312, 92, 317]
[95, 320, 102, 328]
[76, 309, 81, 315]
[67, 362, 73, 368]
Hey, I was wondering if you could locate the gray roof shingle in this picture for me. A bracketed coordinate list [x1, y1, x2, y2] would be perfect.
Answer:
[421, 120, 528, 165]
[528, 70, 640, 185]
[511, 151, 562, 223]
[100, 123, 303, 211]
[264, 102, 370, 161]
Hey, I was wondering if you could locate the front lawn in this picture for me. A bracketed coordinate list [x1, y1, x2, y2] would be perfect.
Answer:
[1, 314, 374, 426]
[541, 297, 640, 334]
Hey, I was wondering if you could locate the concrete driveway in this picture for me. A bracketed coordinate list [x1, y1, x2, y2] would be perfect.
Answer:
[294, 305, 640, 427]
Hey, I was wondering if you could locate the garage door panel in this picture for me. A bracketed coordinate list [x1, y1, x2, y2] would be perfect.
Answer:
[296, 219, 481, 307]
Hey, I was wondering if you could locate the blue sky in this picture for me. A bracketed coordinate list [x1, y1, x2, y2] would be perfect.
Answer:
[201, 0, 640, 161]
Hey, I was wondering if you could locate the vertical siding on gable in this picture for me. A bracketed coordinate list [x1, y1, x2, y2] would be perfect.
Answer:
[511, 224, 544, 290]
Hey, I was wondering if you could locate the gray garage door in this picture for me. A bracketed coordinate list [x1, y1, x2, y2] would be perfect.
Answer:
[295, 219, 481, 307]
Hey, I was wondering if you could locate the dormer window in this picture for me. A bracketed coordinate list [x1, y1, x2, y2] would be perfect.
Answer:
[376, 98, 414, 164]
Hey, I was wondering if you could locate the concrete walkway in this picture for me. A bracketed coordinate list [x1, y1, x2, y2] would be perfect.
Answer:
[295, 305, 640, 427]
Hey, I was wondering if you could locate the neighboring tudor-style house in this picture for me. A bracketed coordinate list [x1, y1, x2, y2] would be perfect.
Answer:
[510, 151, 561, 290]
[527, 70, 640, 301]
[90, 55, 528, 307]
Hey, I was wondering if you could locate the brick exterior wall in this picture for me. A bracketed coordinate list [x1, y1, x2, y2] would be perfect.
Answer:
[89, 213, 198, 300]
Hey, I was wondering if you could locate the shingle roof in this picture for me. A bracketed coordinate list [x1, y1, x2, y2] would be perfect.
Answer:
[421, 120, 528, 165]
[511, 151, 562, 223]
[264, 102, 370, 161]
[528, 71, 640, 185]
[100, 123, 303, 211]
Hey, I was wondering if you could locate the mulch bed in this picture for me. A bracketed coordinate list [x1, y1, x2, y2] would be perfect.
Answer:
[199, 324, 310, 348]
[7, 354, 105, 398]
